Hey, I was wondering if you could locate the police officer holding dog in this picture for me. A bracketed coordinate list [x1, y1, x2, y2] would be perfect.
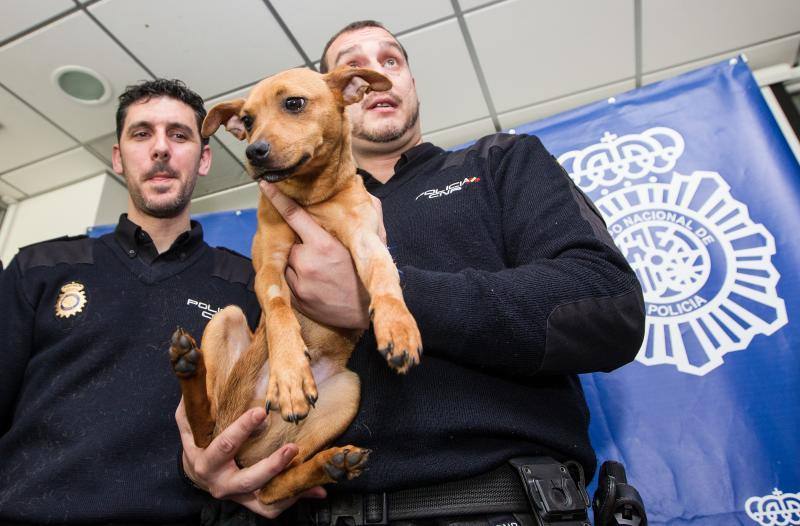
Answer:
[254, 20, 647, 526]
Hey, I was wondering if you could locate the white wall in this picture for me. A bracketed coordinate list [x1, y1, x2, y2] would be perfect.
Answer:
[190, 182, 259, 215]
[0, 172, 128, 266]
[95, 173, 129, 227]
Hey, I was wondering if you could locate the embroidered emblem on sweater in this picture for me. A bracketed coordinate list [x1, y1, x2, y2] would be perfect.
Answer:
[415, 177, 480, 200]
[558, 127, 786, 376]
[187, 298, 220, 320]
[55, 282, 87, 318]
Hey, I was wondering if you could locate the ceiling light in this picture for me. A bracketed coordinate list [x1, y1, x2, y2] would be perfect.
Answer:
[52, 65, 111, 105]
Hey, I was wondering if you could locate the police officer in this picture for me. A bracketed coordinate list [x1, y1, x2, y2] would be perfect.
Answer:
[0, 79, 322, 524]
[258, 21, 646, 525]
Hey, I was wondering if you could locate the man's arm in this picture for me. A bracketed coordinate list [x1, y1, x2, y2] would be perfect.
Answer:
[399, 135, 644, 375]
[0, 257, 35, 433]
[261, 136, 645, 376]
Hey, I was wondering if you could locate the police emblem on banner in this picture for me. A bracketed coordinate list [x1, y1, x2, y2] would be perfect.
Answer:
[55, 281, 87, 318]
[745, 488, 800, 526]
[558, 127, 787, 376]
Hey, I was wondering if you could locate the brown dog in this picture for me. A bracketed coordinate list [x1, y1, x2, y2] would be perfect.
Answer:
[169, 66, 422, 504]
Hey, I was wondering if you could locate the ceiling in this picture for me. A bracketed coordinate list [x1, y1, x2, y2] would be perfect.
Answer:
[1, 0, 799, 205]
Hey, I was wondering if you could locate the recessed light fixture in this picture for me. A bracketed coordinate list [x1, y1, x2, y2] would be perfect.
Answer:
[52, 65, 112, 105]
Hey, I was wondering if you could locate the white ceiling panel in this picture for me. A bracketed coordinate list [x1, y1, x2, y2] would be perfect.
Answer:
[467, 0, 635, 113]
[273, 0, 454, 62]
[458, 0, 498, 13]
[0, 11, 152, 142]
[498, 80, 636, 131]
[205, 20, 491, 144]
[643, 0, 800, 73]
[212, 129, 246, 166]
[0, 85, 77, 173]
[0, 0, 74, 42]
[1, 147, 107, 195]
[401, 19, 490, 133]
[0, 177, 26, 201]
[423, 117, 495, 149]
[2, 0, 800, 211]
[85, 131, 117, 165]
[642, 35, 800, 86]
[90, 0, 303, 98]
[194, 138, 252, 198]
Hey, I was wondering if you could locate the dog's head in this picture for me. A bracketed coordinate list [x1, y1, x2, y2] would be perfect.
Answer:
[202, 67, 391, 186]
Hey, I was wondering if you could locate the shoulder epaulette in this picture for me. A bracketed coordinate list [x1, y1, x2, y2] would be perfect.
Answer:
[211, 246, 255, 290]
[443, 132, 523, 170]
[16, 235, 94, 273]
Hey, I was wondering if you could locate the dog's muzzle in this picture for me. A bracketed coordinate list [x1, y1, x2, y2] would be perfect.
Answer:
[250, 153, 312, 183]
[246, 140, 271, 166]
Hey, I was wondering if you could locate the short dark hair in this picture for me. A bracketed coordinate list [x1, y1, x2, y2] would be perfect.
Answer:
[116, 78, 208, 146]
[319, 20, 409, 73]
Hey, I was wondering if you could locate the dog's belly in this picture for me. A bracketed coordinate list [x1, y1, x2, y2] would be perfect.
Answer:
[252, 355, 341, 402]
[238, 356, 357, 466]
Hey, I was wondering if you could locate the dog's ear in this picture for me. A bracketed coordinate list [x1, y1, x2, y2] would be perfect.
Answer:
[202, 99, 246, 140]
[324, 67, 392, 106]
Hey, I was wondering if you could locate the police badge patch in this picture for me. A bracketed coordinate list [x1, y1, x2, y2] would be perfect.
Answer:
[55, 282, 87, 318]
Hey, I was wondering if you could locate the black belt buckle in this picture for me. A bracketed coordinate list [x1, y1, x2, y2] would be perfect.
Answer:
[510, 457, 590, 526]
[319, 492, 388, 526]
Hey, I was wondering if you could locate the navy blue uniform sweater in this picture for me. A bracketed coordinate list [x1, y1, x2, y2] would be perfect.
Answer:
[335, 134, 645, 492]
[0, 215, 260, 524]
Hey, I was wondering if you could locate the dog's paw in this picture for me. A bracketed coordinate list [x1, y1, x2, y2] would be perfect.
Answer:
[169, 327, 201, 378]
[371, 297, 422, 374]
[323, 446, 370, 482]
[265, 351, 318, 424]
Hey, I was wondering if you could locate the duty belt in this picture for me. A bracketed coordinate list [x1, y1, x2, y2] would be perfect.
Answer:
[304, 457, 592, 526]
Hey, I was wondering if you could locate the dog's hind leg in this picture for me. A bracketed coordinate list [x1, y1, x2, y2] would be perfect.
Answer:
[170, 306, 253, 448]
[246, 368, 366, 504]
[258, 445, 370, 504]
[170, 327, 215, 448]
[199, 306, 254, 418]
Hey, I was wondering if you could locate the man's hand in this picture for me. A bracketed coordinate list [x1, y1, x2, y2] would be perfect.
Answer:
[176, 400, 325, 518]
[259, 181, 386, 330]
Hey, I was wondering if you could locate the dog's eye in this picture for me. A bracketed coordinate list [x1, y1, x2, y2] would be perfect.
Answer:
[241, 115, 253, 131]
[284, 97, 306, 113]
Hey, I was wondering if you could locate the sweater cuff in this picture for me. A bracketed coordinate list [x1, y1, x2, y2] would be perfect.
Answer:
[177, 448, 206, 493]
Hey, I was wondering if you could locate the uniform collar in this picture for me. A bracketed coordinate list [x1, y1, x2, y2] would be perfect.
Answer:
[114, 213, 204, 266]
[395, 142, 442, 171]
[359, 142, 443, 191]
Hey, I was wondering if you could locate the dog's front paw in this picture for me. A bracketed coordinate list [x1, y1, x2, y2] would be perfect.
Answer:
[371, 296, 422, 374]
[266, 351, 318, 424]
[323, 446, 370, 482]
[169, 327, 201, 378]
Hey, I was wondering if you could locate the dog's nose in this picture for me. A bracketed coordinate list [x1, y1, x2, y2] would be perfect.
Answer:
[246, 141, 271, 165]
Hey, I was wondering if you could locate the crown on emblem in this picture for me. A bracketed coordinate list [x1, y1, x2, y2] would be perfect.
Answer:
[745, 488, 800, 526]
[557, 127, 685, 193]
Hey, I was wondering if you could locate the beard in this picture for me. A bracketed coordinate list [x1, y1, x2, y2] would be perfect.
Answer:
[125, 160, 197, 219]
[352, 100, 420, 144]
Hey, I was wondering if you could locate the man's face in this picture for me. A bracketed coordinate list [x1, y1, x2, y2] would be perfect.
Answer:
[112, 96, 210, 219]
[325, 26, 420, 145]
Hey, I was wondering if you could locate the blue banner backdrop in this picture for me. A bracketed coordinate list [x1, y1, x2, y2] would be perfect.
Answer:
[516, 57, 799, 526]
[91, 58, 800, 525]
